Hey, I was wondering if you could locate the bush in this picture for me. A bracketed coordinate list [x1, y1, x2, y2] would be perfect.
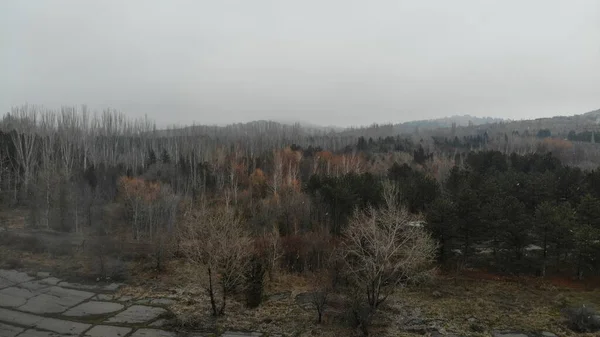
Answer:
[0, 232, 46, 253]
[3, 257, 24, 269]
[47, 241, 74, 257]
[564, 305, 600, 332]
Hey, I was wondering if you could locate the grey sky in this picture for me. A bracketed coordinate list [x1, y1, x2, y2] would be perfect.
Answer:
[1, 1, 599, 127]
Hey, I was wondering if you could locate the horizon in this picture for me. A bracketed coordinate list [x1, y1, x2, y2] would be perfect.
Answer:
[2, 1, 599, 127]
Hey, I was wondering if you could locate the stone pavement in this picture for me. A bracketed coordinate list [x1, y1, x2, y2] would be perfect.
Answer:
[0, 269, 269, 337]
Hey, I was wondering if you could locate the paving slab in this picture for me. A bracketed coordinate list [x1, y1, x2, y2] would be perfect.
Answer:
[0, 278, 14, 289]
[129, 329, 176, 337]
[0, 322, 24, 337]
[18, 286, 94, 314]
[83, 325, 132, 337]
[63, 301, 124, 317]
[11, 329, 64, 337]
[0, 308, 44, 327]
[0, 270, 34, 284]
[105, 305, 166, 324]
[35, 317, 90, 335]
[20, 281, 52, 291]
[149, 318, 168, 327]
[36, 272, 51, 278]
[0, 287, 36, 308]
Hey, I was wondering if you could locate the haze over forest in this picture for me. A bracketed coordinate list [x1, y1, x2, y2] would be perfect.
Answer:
[3, 2, 600, 337]
[2, 0, 600, 127]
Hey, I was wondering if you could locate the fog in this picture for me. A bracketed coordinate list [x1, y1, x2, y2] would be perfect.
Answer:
[1, 0, 599, 127]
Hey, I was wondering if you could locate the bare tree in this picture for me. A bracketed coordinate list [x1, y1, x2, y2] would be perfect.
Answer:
[340, 183, 437, 333]
[179, 207, 251, 316]
[6, 106, 38, 203]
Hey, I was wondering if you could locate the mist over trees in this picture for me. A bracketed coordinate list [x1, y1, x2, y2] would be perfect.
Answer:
[2, 104, 600, 334]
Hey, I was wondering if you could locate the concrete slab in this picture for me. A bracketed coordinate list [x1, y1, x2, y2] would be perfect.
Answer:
[63, 301, 124, 317]
[20, 281, 51, 291]
[36, 272, 51, 278]
[0, 270, 33, 284]
[83, 325, 132, 337]
[105, 305, 166, 324]
[0, 278, 14, 289]
[18, 286, 94, 314]
[149, 318, 168, 327]
[0, 308, 44, 327]
[0, 287, 36, 308]
[0, 322, 24, 337]
[11, 329, 63, 337]
[36, 317, 90, 335]
[129, 328, 176, 337]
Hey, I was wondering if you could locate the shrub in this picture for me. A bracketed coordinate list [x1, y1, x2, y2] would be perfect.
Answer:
[3, 257, 24, 269]
[564, 305, 600, 333]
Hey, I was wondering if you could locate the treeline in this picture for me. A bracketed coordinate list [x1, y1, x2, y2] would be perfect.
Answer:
[2, 105, 600, 281]
[427, 151, 600, 278]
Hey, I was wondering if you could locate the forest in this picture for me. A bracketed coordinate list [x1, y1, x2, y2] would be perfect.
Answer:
[2, 105, 600, 336]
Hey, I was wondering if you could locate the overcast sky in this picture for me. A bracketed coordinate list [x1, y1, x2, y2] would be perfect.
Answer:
[1, 1, 599, 127]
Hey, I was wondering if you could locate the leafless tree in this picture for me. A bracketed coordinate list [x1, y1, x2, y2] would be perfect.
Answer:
[340, 183, 437, 329]
[179, 207, 251, 316]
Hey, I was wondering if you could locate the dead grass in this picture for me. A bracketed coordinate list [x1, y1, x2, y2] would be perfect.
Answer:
[3, 241, 600, 337]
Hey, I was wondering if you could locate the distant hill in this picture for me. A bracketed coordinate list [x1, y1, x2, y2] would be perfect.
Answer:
[392, 115, 505, 134]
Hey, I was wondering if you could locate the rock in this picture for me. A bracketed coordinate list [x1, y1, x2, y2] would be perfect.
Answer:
[57, 281, 99, 291]
[432, 290, 442, 298]
[0, 322, 24, 337]
[540, 333, 557, 337]
[129, 328, 177, 337]
[105, 305, 167, 324]
[470, 322, 486, 333]
[118, 295, 135, 302]
[18, 286, 94, 314]
[36, 272, 50, 278]
[96, 294, 115, 301]
[63, 301, 124, 317]
[38, 277, 61, 286]
[268, 291, 291, 301]
[84, 325, 132, 337]
[103, 283, 122, 291]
